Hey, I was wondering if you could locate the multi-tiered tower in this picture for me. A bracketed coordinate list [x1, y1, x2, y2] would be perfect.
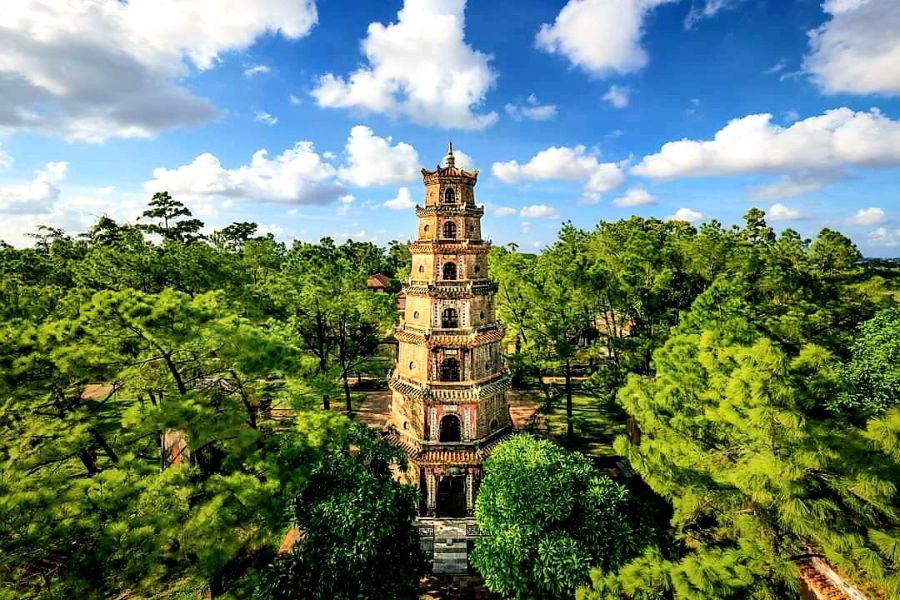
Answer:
[389, 144, 511, 518]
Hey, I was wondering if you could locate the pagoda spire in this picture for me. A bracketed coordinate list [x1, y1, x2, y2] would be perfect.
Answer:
[444, 141, 455, 167]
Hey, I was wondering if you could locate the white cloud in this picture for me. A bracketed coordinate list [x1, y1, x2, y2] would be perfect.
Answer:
[611, 186, 656, 207]
[493, 206, 518, 217]
[521, 221, 532, 233]
[767, 202, 804, 221]
[602, 85, 630, 108]
[243, 64, 271, 77]
[633, 108, 900, 182]
[311, 0, 497, 130]
[254, 111, 278, 126]
[505, 94, 558, 121]
[665, 207, 704, 223]
[0, 144, 10, 170]
[145, 141, 345, 206]
[684, 0, 745, 28]
[750, 171, 843, 200]
[868, 226, 900, 247]
[289, 94, 302, 105]
[338, 125, 420, 187]
[0, 161, 67, 214]
[804, 0, 900, 96]
[450, 149, 476, 171]
[536, 0, 673, 77]
[492, 145, 625, 203]
[519, 204, 559, 218]
[384, 187, 417, 210]
[337, 194, 355, 216]
[850, 206, 886, 225]
[0, 0, 318, 141]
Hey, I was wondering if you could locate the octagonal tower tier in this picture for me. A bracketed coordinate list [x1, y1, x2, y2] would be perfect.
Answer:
[388, 144, 512, 517]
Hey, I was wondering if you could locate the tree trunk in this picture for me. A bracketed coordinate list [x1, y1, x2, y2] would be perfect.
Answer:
[565, 358, 574, 444]
[89, 427, 119, 463]
[323, 394, 330, 411]
[209, 572, 224, 598]
[343, 372, 353, 415]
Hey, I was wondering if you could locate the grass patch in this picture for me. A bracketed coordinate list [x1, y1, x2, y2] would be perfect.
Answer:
[541, 392, 628, 459]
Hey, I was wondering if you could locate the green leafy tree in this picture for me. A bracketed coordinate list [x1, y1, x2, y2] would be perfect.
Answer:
[137, 191, 204, 242]
[273, 239, 394, 412]
[837, 307, 900, 417]
[594, 309, 900, 598]
[472, 435, 645, 599]
[259, 424, 425, 600]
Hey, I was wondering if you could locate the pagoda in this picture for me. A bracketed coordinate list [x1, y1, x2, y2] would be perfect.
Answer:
[388, 144, 512, 517]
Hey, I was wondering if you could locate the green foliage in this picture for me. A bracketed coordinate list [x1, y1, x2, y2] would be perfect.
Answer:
[258, 424, 424, 600]
[0, 192, 404, 598]
[837, 307, 900, 417]
[592, 312, 900, 598]
[471, 435, 645, 599]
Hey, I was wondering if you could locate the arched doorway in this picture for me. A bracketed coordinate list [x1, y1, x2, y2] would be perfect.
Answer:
[441, 307, 459, 328]
[439, 414, 461, 442]
[440, 357, 460, 381]
[436, 475, 467, 517]
[442, 261, 457, 280]
[443, 221, 457, 239]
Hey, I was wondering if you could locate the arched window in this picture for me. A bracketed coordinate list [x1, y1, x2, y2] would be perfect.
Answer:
[439, 414, 461, 442]
[443, 221, 457, 239]
[440, 357, 460, 382]
[441, 307, 459, 328]
[444, 188, 456, 203]
[442, 261, 457, 280]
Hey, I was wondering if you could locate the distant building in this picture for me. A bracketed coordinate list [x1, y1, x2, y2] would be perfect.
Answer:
[366, 273, 392, 293]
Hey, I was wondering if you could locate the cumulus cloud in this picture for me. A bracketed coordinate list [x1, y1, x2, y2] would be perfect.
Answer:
[338, 126, 420, 187]
[384, 187, 417, 210]
[536, 0, 673, 77]
[602, 85, 630, 108]
[804, 0, 900, 96]
[254, 111, 278, 126]
[505, 94, 558, 121]
[311, 0, 497, 130]
[665, 207, 704, 223]
[869, 226, 900, 247]
[0, 162, 67, 214]
[611, 186, 656, 207]
[492, 145, 625, 203]
[520, 204, 560, 218]
[850, 206, 887, 225]
[145, 141, 345, 206]
[0, 0, 318, 141]
[243, 64, 271, 77]
[767, 202, 804, 221]
[632, 109, 900, 193]
[493, 206, 518, 217]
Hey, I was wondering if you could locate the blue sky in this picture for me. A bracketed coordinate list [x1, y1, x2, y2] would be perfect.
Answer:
[1, 0, 899, 255]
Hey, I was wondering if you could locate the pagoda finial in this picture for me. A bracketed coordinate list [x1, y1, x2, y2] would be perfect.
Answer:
[444, 141, 455, 168]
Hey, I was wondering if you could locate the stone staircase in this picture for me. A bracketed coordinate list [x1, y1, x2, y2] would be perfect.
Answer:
[419, 518, 476, 575]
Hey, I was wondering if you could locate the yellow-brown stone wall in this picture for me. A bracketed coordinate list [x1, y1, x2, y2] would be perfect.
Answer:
[397, 340, 430, 380]
[475, 392, 510, 438]
[468, 295, 495, 325]
[418, 216, 438, 241]
[390, 390, 425, 441]
[411, 254, 435, 281]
